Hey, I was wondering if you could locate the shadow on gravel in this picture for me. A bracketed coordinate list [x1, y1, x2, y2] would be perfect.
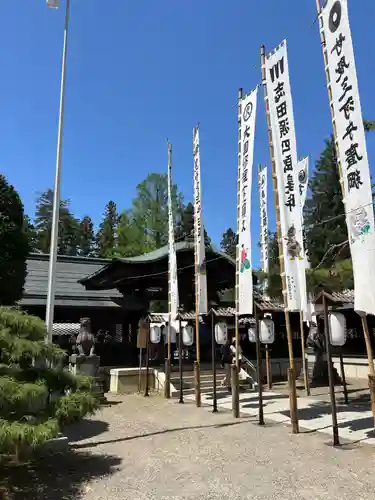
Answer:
[0, 450, 121, 500]
[65, 419, 110, 443]
[71, 418, 256, 450]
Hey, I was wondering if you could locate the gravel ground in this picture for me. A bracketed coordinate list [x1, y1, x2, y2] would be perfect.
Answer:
[3, 394, 375, 499]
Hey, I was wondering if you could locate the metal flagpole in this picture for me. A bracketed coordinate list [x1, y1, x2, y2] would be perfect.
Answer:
[45, 0, 71, 343]
[260, 45, 299, 434]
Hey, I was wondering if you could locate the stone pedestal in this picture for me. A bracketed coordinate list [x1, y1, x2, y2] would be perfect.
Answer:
[69, 354, 105, 401]
[304, 348, 341, 388]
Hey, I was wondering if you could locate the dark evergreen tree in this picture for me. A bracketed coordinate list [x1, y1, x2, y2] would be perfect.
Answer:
[78, 216, 95, 257]
[264, 232, 282, 299]
[96, 201, 118, 258]
[34, 189, 79, 255]
[0, 175, 29, 305]
[175, 202, 211, 247]
[304, 137, 350, 269]
[220, 228, 236, 259]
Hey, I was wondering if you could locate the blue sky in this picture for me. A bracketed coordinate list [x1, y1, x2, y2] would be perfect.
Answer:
[1, 0, 374, 267]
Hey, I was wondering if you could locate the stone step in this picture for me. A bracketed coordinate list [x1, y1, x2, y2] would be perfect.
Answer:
[171, 387, 231, 397]
[171, 378, 226, 390]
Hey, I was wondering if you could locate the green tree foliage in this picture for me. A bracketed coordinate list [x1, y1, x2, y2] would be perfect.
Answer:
[175, 201, 211, 247]
[0, 307, 98, 460]
[114, 173, 184, 256]
[96, 201, 118, 258]
[34, 189, 79, 256]
[23, 215, 38, 253]
[132, 173, 183, 251]
[263, 232, 282, 299]
[304, 137, 350, 269]
[115, 210, 144, 257]
[0, 175, 29, 305]
[220, 228, 236, 259]
[364, 120, 375, 132]
[78, 216, 95, 257]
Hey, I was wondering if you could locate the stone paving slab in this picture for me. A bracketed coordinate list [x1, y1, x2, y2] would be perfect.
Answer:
[187, 387, 375, 446]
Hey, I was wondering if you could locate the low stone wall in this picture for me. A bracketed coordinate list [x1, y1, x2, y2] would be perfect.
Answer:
[109, 367, 167, 394]
[332, 356, 370, 379]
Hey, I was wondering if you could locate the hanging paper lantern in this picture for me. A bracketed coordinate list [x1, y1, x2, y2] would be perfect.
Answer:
[329, 312, 347, 346]
[150, 324, 161, 344]
[214, 322, 228, 344]
[164, 324, 177, 344]
[182, 325, 194, 346]
[248, 326, 256, 343]
[259, 318, 275, 344]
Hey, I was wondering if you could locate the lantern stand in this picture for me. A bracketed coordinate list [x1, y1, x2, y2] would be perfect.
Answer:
[339, 350, 348, 405]
[255, 303, 265, 426]
[144, 322, 150, 397]
[178, 312, 184, 404]
[265, 344, 272, 390]
[321, 291, 340, 446]
[211, 310, 218, 413]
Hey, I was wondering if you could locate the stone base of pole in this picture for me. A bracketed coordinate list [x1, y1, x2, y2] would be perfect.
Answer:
[368, 375, 375, 427]
[288, 368, 299, 434]
[164, 359, 171, 399]
[231, 364, 240, 418]
[194, 360, 201, 408]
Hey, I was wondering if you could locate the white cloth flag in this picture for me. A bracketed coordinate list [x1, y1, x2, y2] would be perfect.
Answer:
[320, 0, 375, 316]
[297, 156, 314, 322]
[237, 88, 257, 315]
[264, 40, 307, 312]
[47, 0, 59, 8]
[259, 165, 269, 274]
[193, 127, 208, 315]
[167, 144, 179, 320]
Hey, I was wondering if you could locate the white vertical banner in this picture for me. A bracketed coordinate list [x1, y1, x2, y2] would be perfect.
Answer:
[320, 0, 375, 316]
[193, 126, 208, 315]
[168, 144, 179, 320]
[264, 40, 307, 312]
[298, 156, 314, 322]
[237, 88, 257, 315]
[259, 165, 269, 274]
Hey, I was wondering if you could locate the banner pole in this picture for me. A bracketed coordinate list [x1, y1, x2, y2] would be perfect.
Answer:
[232, 87, 243, 419]
[315, 0, 375, 424]
[261, 45, 299, 434]
[300, 311, 310, 396]
[255, 303, 265, 425]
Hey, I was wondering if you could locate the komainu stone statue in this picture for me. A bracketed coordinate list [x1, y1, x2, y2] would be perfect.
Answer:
[76, 317, 95, 356]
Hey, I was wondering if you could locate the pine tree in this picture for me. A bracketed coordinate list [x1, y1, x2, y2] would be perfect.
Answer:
[78, 216, 95, 257]
[304, 137, 350, 269]
[0, 175, 29, 305]
[220, 228, 236, 259]
[96, 201, 118, 258]
[34, 189, 79, 256]
[0, 307, 98, 460]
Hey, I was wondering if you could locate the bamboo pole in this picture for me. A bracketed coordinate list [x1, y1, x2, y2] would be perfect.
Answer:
[232, 87, 243, 419]
[178, 314, 184, 404]
[300, 311, 310, 396]
[315, 0, 375, 425]
[323, 293, 340, 446]
[194, 132, 201, 407]
[260, 45, 299, 433]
